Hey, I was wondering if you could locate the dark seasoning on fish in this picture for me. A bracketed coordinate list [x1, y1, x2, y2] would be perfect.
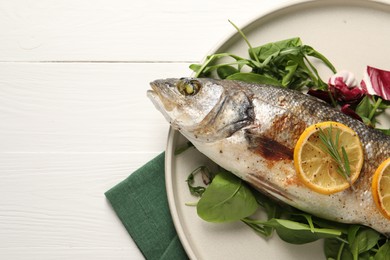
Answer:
[148, 77, 390, 235]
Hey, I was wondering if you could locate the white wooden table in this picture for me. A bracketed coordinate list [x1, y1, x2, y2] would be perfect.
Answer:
[0, 0, 294, 259]
[9, 0, 390, 259]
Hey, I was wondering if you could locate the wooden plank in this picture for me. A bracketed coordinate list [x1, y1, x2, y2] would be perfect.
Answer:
[0, 248, 141, 260]
[0, 62, 190, 153]
[0, 152, 156, 259]
[0, 0, 286, 61]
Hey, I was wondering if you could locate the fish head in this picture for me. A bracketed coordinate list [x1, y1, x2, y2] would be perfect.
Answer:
[148, 78, 254, 142]
[148, 78, 224, 129]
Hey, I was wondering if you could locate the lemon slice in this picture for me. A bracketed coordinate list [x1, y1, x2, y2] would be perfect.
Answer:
[294, 121, 364, 194]
[372, 158, 390, 220]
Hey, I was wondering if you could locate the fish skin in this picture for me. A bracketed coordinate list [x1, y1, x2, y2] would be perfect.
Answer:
[148, 77, 390, 235]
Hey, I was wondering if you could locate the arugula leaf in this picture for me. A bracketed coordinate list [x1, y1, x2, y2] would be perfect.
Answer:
[191, 22, 336, 91]
[243, 218, 342, 244]
[249, 188, 284, 236]
[196, 171, 258, 222]
[282, 59, 299, 86]
[271, 219, 341, 244]
[355, 95, 390, 128]
[302, 45, 337, 74]
[378, 128, 390, 136]
[186, 166, 213, 197]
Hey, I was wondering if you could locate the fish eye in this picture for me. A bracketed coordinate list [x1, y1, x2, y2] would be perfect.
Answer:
[176, 79, 201, 96]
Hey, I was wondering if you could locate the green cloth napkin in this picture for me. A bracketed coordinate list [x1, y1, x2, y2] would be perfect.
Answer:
[105, 152, 189, 260]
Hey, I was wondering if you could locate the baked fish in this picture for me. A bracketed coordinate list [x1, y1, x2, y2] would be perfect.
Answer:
[147, 77, 390, 235]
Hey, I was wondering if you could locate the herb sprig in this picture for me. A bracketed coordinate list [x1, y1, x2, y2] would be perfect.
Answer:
[318, 125, 352, 187]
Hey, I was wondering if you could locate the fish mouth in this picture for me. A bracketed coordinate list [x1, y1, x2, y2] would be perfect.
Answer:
[148, 80, 178, 110]
[146, 86, 163, 113]
[147, 81, 175, 124]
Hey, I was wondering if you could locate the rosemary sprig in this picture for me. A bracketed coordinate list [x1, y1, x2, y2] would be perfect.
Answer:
[318, 125, 353, 188]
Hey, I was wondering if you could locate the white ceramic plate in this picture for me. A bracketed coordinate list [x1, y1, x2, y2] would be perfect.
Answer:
[165, 0, 390, 259]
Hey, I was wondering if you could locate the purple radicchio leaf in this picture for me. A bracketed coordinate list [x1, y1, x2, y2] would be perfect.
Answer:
[328, 71, 366, 103]
[361, 66, 390, 101]
[307, 89, 333, 104]
[340, 104, 363, 122]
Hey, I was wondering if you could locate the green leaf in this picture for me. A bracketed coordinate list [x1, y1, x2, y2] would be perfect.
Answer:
[189, 64, 202, 73]
[375, 240, 390, 260]
[258, 219, 342, 244]
[227, 72, 281, 86]
[355, 96, 383, 127]
[282, 59, 299, 86]
[217, 65, 239, 79]
[302, 45, 337, 73]
[250, 37, 302, 62]
[377, 99, 390, 109]
[186, 166, 212, 197]
[197, 171, 258, 222]
[191, 52, 251, 77]
[341, 248, 354, 260]
[356, 96, 372, 118]
[348, 225, 361, 246]
[324, 238, 353, 260]
[350, 228, 381, 259]
[243, 220, 272, 237]
[378, 128, 390, 136]
[361, 116, 374, 128]
[324, 238, 342, 260]
[254, 191, 284, 220]
[250, 188, 283, 236]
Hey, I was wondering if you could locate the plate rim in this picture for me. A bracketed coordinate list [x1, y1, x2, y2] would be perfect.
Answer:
[164, 0, 390, 259]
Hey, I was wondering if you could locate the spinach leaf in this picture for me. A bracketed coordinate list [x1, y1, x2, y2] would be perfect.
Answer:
[217, 65, 238, 79]
[226, 72, 281, 86]
[349, 227, 381, 259]
[375, 240, 390, 260]
[250, 37, 302, 62]
[324, 238, 342, 260]
[324, 238, 353, 260]
[196, 171, 258, 222]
